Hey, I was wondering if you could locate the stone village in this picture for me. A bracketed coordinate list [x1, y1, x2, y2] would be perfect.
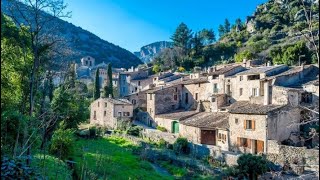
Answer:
[74, 55, 319, 174]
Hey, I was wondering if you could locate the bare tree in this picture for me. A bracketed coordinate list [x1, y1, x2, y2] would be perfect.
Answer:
[4, 0, 71, 164]
[298, 0, 319, 64]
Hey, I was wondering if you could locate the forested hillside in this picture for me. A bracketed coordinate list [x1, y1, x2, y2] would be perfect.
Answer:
[152, 0, 319, 72]
[1, 0, 142, 68]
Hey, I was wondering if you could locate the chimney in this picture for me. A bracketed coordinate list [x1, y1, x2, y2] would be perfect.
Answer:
[267, 61, 271, 67]
[263, 81, 270, 105]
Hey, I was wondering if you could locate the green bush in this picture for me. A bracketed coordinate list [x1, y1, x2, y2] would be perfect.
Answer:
[1, 156, 41, 179]
[49, 128, 75, 160]
[156, 126, 167, 132]
[126, 126, 143, 137]
[157, 138, 167, 148]
[89, 126, 97, 138]
[173, 137, 189, 154]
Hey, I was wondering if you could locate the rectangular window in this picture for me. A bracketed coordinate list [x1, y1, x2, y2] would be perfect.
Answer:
[235, 118, 239, 124]
[198, 83, 201, 87]
[138, 81, 141, 86]
[105, 103, 107, 107]
[211, 97, 216, 102]
[244, 120, 255, 130]
[127, 112, 130, 116]
[175, 87, 178, 92]
[240, 88, 243, 96]
[94, 111, 96, 119]
[252, 88, 258, 96]
[118, 112, 122, 117]
[195, 93, 198, 100]
[218, 133, 226, 142]
[239, 138, 249, 147]
[240, 76, 243, 81]
[149, 108, 152, 114]
[213, 83, 218, 93]
[149, 94, 153, 100]
[104, 111, 106, 116]
[98, 102, 100, 107]
[174, 94, 177, 101]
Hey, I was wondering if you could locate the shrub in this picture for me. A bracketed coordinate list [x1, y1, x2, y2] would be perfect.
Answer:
[237, 153, 268, 179]
[157, 138, 167, 148]
[173, 137, 189, 154]
[1, 156, 41, 179]
[177, 66, 186, 72]
[156, 126, 167, 132]
[49, 128, 75, 160]
[89, 126, 97, 138]
[126, 126, 143, 137]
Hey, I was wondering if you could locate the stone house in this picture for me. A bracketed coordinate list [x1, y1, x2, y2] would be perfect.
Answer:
[227, 101, 301, 154]
[154, 110, 198, 133]
[230, 65, 288, 103]
[90, 97, 133, 129]
[179, 112, 230, 151]
[118, 68, 150, 97]
[207, 65, 246, 105]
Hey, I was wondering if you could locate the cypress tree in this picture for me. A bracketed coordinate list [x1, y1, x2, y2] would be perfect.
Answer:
[94, 68, 100, 100]
[107, 63, 113, 98]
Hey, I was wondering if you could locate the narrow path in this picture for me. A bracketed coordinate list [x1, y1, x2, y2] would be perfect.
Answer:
[150, 162, 172, 177]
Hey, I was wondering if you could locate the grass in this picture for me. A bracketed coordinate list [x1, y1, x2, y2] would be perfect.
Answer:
[71, 136, 173, 180]
[158, 161, 188, 177]
[32, 153, 73, 180]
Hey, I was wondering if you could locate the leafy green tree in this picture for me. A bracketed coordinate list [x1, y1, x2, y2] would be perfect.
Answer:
[234, 50, 255, 62]
[152, 64, 161, 73]
[199, 28, 216, 45]
[171, 22, 193, 54]
[94, 68, 100, 100]
[237, 154, 268, 180]
[49, 127, 75, 160]
[191, 32, 203, 57]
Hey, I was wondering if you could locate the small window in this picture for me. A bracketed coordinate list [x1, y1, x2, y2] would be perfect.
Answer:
[240, 88, 243, 96]
[118, 112, 122, 116]
[127, 112, 130, 116]
[138, 81, 141, 86]
[104, 111, 106, 116]
[94, 111, 96, 120]
[245, 120, 255, 130]
[213, 83, 218, 93]
[195, 93, 198, 100]
[149, 94, 153, 100]
[98, 102, 100, 107]
[149, 108, 152, 114]
[174, 94, 178, 101]
[175, 87, 178, 92]
[235, 118, 239, 124]
[105, 103, 107, 107]
[240, 76, 243, 81]
[239, 138, 249, 147]
[198, 83, 201, 87]
[171, 105, 175, 109]
[135, 87, 138, 91]
[211, 97, 216, 102]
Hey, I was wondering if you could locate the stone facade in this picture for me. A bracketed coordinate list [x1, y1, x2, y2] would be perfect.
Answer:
[90, 97, 133, 129]
[228, 106, 300, 154]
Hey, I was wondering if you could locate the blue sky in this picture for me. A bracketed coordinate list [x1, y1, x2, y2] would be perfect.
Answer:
[63, 0, 266, 52]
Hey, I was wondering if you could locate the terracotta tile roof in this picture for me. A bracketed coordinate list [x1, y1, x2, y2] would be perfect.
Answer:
[156, 110, 198, 120]
[180, 112, 229, 129]
[227, 101, 284, 115]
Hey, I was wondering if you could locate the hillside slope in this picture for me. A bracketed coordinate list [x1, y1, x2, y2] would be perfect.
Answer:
[1, 0, 143, 68]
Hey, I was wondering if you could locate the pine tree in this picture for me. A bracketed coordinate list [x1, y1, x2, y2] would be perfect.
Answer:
[94, 68, 100, 100]
[218, 24, 225, 39]
[171, 22, 193, 54]
[224, 18, 231, 33]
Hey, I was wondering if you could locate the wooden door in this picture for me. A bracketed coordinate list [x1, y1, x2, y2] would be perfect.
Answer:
[257, 140, 264, 153]
[200, 130, 216, 145]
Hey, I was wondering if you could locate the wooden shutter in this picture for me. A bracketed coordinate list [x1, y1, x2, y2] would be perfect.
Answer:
[237, 137, 240, 146]
[252, 120, 255, 130]
[244, 120, 247, 129]
[247, 139, 251, 148]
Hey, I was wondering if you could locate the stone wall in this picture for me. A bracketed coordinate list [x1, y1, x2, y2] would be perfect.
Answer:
[141, 128, 178, 144]
[267, 140, 319, 173]
[154, 117, 176, 133]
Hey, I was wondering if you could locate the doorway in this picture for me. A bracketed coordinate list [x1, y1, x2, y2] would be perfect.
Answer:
[185, 93, 189, 104]
[172, 121, 179, 133]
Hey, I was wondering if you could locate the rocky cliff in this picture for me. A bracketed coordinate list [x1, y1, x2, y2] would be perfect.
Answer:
[134, 41, 173, 63]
